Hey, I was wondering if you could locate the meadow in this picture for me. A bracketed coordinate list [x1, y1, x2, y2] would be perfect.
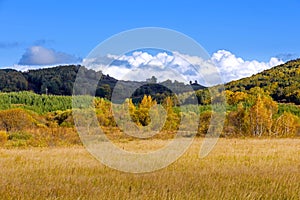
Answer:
[1, 138, 300, 199]
[1, 91, 300, 199]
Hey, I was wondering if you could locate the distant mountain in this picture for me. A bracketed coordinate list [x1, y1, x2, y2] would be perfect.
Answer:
[225, 59, 300, 104]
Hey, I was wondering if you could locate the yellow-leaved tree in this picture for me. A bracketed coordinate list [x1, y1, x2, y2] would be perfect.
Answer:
[162, 96, 180, 131]
[134, 95, 157, 126]
[249, 95, 277, 136]
[273, 112, 299, 137]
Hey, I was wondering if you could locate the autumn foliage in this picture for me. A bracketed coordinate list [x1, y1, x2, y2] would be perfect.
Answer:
[0, 89, 300, 147]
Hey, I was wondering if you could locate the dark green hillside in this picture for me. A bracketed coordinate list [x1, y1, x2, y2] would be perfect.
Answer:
[0, 65, 206, 103]
[225, 59, 300, 104]
[24, 65, 80, 95]
[0, 65, 117, 96]
[1, 59, 300, 106]
[0, 69, 28, 92]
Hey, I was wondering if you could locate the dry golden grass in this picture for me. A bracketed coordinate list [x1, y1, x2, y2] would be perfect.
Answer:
[1, 138, 300, 199]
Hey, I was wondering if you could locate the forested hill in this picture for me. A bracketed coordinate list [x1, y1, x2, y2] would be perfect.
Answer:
[0, 65, 206, 103]
[225, 59, 300, 104]
[2, 59, 300, 104]
[0, 65, 116, 96]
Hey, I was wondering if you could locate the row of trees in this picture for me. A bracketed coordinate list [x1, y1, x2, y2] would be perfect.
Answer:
[73, 93, 300, 137]
[0, 91, 72, 114]
[224, 96, 299, 137]
[0, 91, 300, 139]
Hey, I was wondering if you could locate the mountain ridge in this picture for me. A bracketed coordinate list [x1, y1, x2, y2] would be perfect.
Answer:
[1, 58, 300, 104]
[0, 65, 205, 103]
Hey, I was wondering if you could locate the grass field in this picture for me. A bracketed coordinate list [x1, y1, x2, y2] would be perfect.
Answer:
[1, 138, 300, 199]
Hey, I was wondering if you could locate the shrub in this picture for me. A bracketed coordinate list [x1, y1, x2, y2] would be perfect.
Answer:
[0, 108, 34, 132]
[0, 131, 8, 144]
[8, 131, 32, 141]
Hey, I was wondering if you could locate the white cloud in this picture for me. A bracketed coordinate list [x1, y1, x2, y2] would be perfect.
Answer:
[2, 64, 62, 72]
[94, 50, 282, 85]
[104, 65, 132, 80]
[18, 46, 80, 65]
[5, 48, 284, 86]
[211, 50, 283, 83]
[117, 51, 174, 68]
[84, 50, 284, 85]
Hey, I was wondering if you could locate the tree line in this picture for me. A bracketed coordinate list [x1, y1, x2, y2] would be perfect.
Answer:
[0, 89, 299, 147]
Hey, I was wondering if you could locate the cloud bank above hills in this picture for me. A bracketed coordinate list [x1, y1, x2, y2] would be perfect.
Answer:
[83, 50, 283, 84]
[5, 46, 283, 85]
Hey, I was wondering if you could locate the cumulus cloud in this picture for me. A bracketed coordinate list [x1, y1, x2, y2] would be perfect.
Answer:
[118, 51, 174, 68]
[18, 46, 81, 65]
[85, 49, 283, 85]
[211, 50, 283, 83]
[84, 51, 191, 83]
[9, 47, 284, 86]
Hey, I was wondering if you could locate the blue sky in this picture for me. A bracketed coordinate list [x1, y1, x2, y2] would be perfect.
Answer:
[0, 0, 299, 69]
